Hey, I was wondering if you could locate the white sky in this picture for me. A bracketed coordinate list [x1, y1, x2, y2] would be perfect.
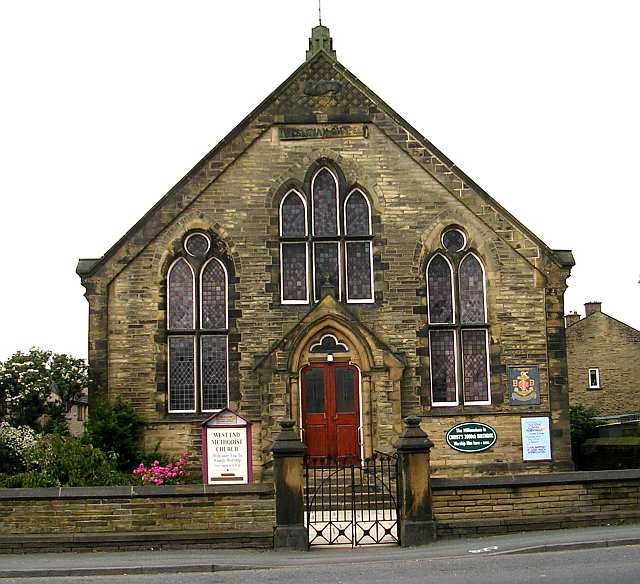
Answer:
[1, 1, 639, 361]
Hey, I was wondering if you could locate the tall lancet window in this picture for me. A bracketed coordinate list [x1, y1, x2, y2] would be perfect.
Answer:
[167, 233, 229, 413]
[278, 164, 376, 305]
[312, 168, 340, 301]
[344, 189, 374, 302]
[427, 228, 490, 407]
[280, 190, 309, 304]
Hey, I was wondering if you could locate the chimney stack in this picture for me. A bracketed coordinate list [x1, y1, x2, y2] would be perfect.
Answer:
[565, 312, 581, 327]
[584, 302, 602, 317]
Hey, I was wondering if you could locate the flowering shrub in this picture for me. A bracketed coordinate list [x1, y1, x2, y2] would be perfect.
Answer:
[0, 422, 38, 457]
[0, 421, 39, 474]
[133, 454, 188, 485]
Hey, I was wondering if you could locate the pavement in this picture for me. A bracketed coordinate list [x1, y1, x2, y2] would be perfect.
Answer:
[0, 524, 639, 579]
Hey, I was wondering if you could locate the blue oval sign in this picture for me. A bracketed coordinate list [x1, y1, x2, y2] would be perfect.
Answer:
[446, 422, 497, 453]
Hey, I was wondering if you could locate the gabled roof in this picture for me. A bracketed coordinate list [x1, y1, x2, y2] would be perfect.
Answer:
[568, 308, 640, 338]
[77, 25, 572, 284]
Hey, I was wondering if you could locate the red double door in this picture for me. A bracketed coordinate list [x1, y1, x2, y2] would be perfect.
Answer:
[301, 363, 360, 464]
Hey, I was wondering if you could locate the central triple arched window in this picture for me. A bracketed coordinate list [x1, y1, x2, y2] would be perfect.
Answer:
[427, 228, 490, 407]
[166, 232, 229, 414]
[279, 166, 374, 304]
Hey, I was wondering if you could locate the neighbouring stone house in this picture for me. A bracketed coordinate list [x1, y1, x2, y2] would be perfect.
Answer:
[77, 24, 575, 478]
[566, 302, 640, 417]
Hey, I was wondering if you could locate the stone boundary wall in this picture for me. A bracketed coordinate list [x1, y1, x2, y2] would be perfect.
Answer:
[432, 469, 640, 537]
[2, 471, 639, 552]
[0, 484, 275, 553]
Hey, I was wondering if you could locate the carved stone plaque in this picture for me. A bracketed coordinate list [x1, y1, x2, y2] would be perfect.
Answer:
[279, 125, 367, 141]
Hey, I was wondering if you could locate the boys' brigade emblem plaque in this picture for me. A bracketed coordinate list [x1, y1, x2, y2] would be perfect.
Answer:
[508, 366, 540, 405]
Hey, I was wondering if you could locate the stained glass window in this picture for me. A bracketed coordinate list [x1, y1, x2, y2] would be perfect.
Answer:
[310, 335, 348, 354]
[201, 336, 228, 411]
[346, 241, 373, 301]
[168, 259, 194, 330]
[168, 242, 230, 413]
[345, 190, 370, 236]
[168, 336, 195, 412]
[185, 233, 210, 257]
[314, 242, 339, 300]
[427, 255, 454, 324]
[201, 258, 226, 329]
[430, 331, 457, 404]
[281, 191, 306, 237]
[427, 241, 491, 406]
[282, 243, 308, 302]
[279, 165, 375, 304]
[459, 254, 486, 324]
[462, 330, 489, 402]
[312, 168, 338, 237]
[442, 229, 465, 253]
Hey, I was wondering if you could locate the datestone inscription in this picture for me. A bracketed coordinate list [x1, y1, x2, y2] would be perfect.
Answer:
[279, 125, 367, 141]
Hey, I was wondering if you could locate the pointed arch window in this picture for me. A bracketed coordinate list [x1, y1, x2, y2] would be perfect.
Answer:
[427, 232, 490, 407]
[344, 189, 374, 303]
[279, 166, 375, 304]
[280, 190, 309, 304]
[167, 235, 229, 413]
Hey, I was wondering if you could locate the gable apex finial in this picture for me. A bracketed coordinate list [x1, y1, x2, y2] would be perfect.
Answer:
[306, 22, 336, 61]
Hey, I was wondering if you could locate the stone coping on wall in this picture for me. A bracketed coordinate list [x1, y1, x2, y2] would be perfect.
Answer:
[0, 483, 273, 501]
[431, 468, 640, 490]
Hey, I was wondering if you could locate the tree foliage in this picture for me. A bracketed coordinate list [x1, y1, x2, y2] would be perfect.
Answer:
[0, 348, 88, 430]
[82, 399, 145, 471]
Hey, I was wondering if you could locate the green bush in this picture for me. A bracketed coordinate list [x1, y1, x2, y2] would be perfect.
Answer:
[570, 404, 604, 465]
[0, 444, 23, 475]
[0, 471, 55, 488]
[0, 434, 134, 488]
[82, 399, 144, 472]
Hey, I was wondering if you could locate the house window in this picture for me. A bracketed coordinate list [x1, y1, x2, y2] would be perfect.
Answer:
[588, 368, 601, 389]
[167, 234, 229, 413]
[279, 165, 374, 304]
[427, 233, 490, 407]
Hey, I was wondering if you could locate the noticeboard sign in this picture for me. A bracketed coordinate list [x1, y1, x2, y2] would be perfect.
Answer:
[446, 422, 497, 453]
[521, 416, 552, 461]
[201, 408, 253, 485]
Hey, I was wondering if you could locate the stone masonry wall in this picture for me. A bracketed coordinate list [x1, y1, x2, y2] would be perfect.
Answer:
[2, 471, 639, 551]
[432, 469, 640, 537]
[566, 311, 640, 416]
[0, 484, 274, 553]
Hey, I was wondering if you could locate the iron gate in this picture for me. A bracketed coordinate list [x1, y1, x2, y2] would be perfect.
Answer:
[304, 452, 399, 547]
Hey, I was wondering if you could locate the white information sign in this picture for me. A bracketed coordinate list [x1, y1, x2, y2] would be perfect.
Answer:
[521, 416, 552, 461]
[206, 427, 249, 484]
[201, 408, 252, 485]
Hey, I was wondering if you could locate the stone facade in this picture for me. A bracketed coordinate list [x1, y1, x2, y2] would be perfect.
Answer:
[566, 302, 640, 416]
[77, 25, 575, 479]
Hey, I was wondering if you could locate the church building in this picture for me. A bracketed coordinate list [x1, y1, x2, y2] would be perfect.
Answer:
[77, 24, 575, 478]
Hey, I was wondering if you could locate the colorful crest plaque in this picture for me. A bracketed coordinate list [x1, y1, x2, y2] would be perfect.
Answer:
[508, 365, 540, 405]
